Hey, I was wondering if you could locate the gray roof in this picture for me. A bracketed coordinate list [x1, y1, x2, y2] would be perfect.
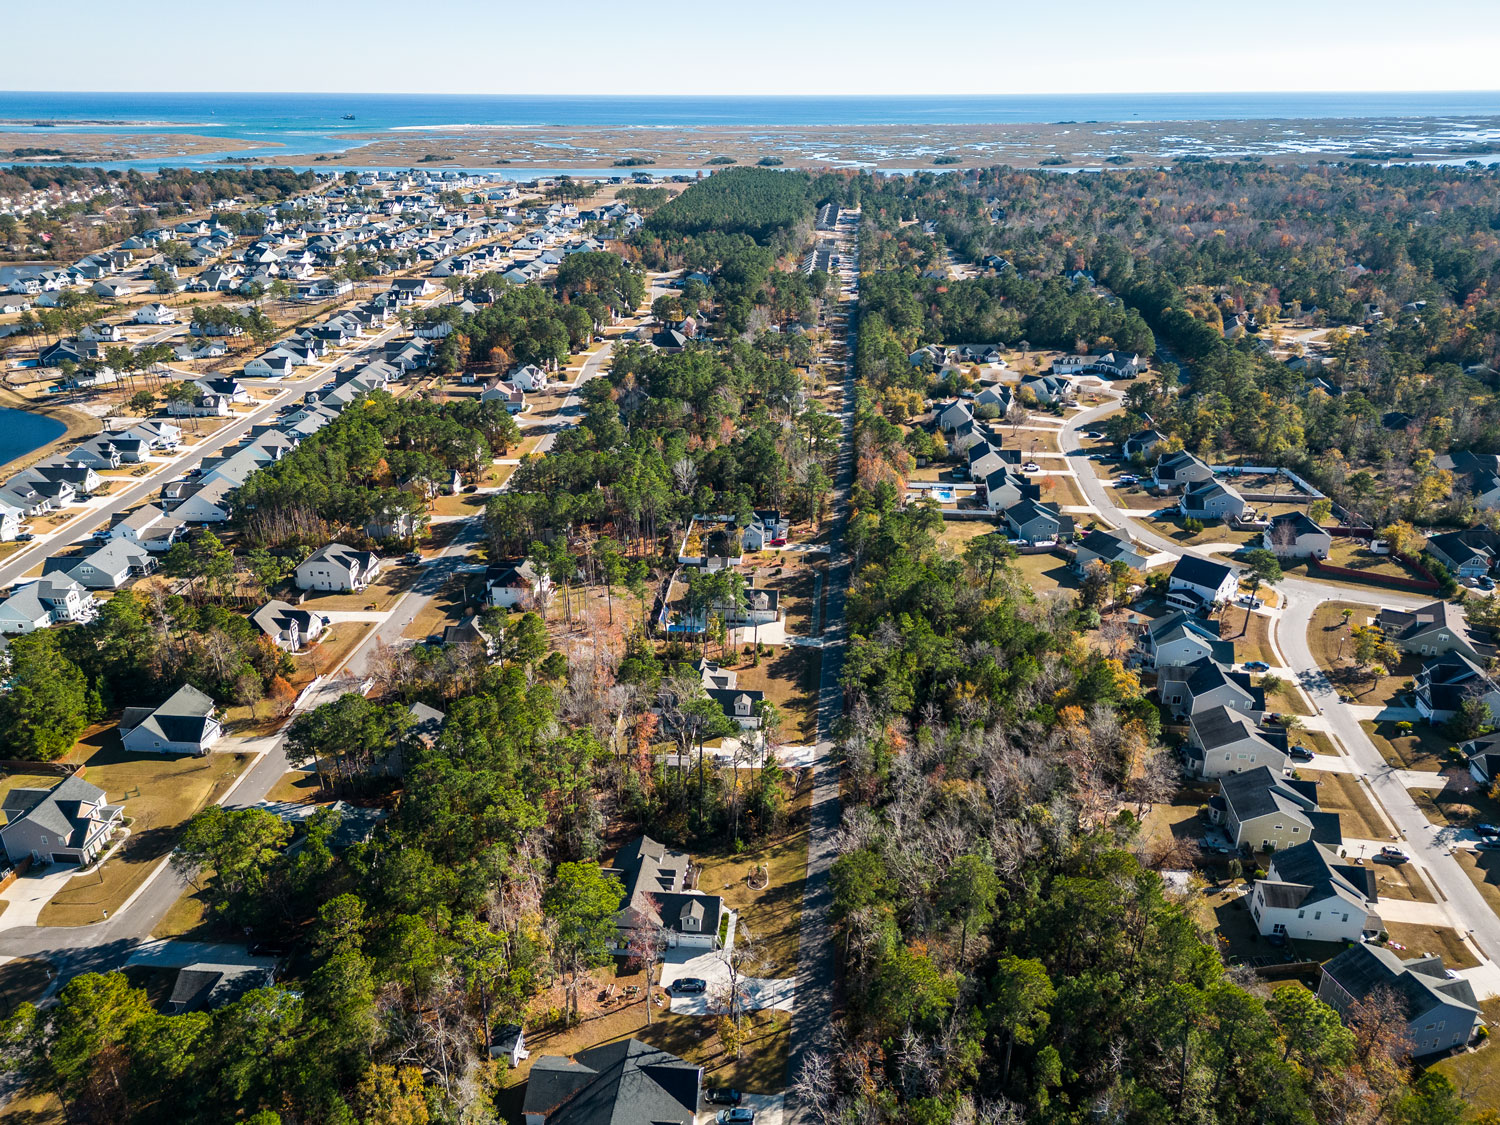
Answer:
[120, 683, 217, 745]
[611, 835, 725, 940]
[523, 1038, 699, 1125]
[1265, 840, 1377, 908]
[1170, 553, 1234, 592]
[1, 776, 110, 848]
[1321, 944, 1478, 1024]
[1076, 526, 1143, 565]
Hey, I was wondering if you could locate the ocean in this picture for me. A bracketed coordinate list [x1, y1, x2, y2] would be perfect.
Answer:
[3, 91, 1500, 171]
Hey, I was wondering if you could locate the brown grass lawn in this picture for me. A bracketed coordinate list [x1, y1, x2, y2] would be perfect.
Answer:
[0, 1084, 65, 1124]
[1368, 857, 1435, 903]
[0, 770, 68, 809]
[1008, 551, 1081, 598]
[936, 519, 1001, 551]
[1361, 720, 1458, 773]
[1322, 538, 1427, 580]
[1302, 770, 1389, 839]
[1136, 785, 1214, 863]
[1409, 772, 1500, 832]
[1431, 998, 1500, 1110]
[1035, 474, 1086, 508]
[1226, 610, 1277, 666]
[297, 571, 410, 613]
[1134, 516, 1260, 549]
[749, 557, 822, 637]
[1307, 601, 1376, 668]
[265, 768, 326, 806]
[1306, 602, 1421, 702]
[725, 648, 820, 745]
[1302, 730, 1344, 759]
[1006, 427, 1061, 454]
[1379, 923, 1479, 968]
[153, 881, 223, 942]
[1456, 849, 1500, 918]
[401, 576, 475, 642]
[1262, 678, 1313, 717]
[289, 622, 374, 685]
[428, 491, 490, 518]
[37, 733, 253, 927]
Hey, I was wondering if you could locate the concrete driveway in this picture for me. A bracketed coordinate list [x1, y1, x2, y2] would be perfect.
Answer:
[660, 937, 796, 1016]
[0, 866, 82, 928]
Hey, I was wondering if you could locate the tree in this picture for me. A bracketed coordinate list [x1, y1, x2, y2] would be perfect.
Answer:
[0, 631, 89, 761]
[173, 806, 291, 926]
[543, 863, 623, 1016]
[164, 380, 199, 411]
[940, 854, 999, 962]
[988, 955, 1055, 1088]
[128, 389, 156, 415]
[1379, 520, 1424, 559]
[1239, 548, 1282, 636]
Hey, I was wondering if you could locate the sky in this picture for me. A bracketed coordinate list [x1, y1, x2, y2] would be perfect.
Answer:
[7, 0, 1500, 96]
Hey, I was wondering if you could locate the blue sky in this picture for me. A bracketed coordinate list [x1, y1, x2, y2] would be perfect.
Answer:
[8, 0, 1500, 95]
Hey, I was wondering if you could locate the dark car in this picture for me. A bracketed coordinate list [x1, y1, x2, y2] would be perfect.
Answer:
[1289, 745, 1315, 762]
[403, 552, 422, 565]
[1482, 576, 1497, 591]
[707, 1088, 742, 1106]
[14, 532, 33, 542]
[1475, 824, 1500, 838]
[673, 977, 707, 994]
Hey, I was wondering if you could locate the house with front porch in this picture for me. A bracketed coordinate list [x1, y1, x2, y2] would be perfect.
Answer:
[295, 543, 380, 593]
[0, 776, 123, 866]
[605, 836, 731, 953]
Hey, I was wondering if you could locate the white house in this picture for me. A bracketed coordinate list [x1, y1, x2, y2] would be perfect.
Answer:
[120, 684, 223, 756]
[295, 543, 381, 593]
[1249, 842, 1382, 943]
[1166, 555, 1239, 614]
[0, 577, 97, 634]
[507, 364, 549, 392]
[133, 303, 178, 325]
[484, 558, 551, 609]
[1264, 511, 1332, 559]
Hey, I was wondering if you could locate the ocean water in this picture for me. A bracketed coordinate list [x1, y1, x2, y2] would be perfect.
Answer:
[2, 91, 1498, 171]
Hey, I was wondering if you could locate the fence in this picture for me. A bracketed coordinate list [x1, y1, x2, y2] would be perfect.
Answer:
[1309, 557, 1439, 593]
[0, 760, 82, 779]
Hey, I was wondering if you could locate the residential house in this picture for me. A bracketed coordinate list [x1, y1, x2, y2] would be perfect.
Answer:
[164, 477, 235, 523]
[1412, 650, 1500, 725]
[479, 378, 526, 412]
[1425, 528, 1500, 581]
[1153, 450, 1215, 493]
[606, 836, 730, 952]
[120, 684, 223, 756]
[1139, 610, 1233, 670]
[107, 504, 185, 552]
[1072, 526, 1148, 576]
[983, 466, 1041, 513]
[1166, 554, 1239, 614]
[507, 364, 550, 392]
[1018, 373, 1073, 404]
[1186, 704, 1288, 780]
[1250, 841, 1382, 943]
[167, 962, 275, 1014]
[43, 540, 155, 590]
[295, 543, 381, 593]
[132, 303, 177, 325]
[1211, 766, 1342, 852]
[485, 558, 552, 609]
[0, 577, 96, 634]
[251, 599, 329, 652]
[1376, 600, 1493, 662]
[1179, 478, 1247, 521]
[1122, 429, 1166, 460]
[521, 1039, 701, 1125]
[1159, 658, 1264, 720]
[1318, 945, 1479, 1056]
[0, 776, 123, 866]
[1264, 511, 1332, 559]
[706, 687, 766, 729]
[741, 510, 789, 552]
[1051, 351, 1142, 378]
[1002, 498, 1070, 545]
[1466, 732, 1500, 787]
[935, 400, 974, 434]
[0, 503, 20, 543]
[1435, 451, 1500, 511]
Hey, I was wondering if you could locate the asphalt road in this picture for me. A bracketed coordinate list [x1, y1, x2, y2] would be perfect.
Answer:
[787, 211, 859, 1113]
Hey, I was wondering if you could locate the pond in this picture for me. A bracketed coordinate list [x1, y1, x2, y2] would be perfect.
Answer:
[0, 406, 66, 471]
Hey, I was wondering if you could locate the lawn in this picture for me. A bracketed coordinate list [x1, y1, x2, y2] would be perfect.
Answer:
[1261, 677, 1313, 717]
[1306, 600, 1422, 702]
[1408, 771, 1500, 832]
[1008, 550, 1081, 598]
[1361, 720, 1457, 773]
[1134, 516, 1260, 549]
[1380, 922, 1479, 969]
[265, 768, 326, 806]
[936, 518, 1003, 551]
[1035, 473, 1086, 508]
[153, 881, 222, 941]
[400, 577, 475, 642]
[1430, 998, 1500, 1110]
[36, 731, 253, 927]
[1455, 848, 1500, 918]
[429, 490, 492, 518]
[1366, 857, 1434, 903]
[290, 622, 374, 685]
[1136, 785, 1214, 867]
[724, 647, 821, 745]
[1302, 770, 1389, 840]
[298, 572, 410, 613]
[0, 769, 70, 809]
[1301, 730, 1343, 759]
[1224, 609, 1277, 666]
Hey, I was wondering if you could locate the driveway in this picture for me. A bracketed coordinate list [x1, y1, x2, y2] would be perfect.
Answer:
[661, 930, 796, 1016]
[0, 866, 84, 929]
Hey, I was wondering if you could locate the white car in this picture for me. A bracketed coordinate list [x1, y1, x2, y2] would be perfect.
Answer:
[1023, 461, 1041, 472]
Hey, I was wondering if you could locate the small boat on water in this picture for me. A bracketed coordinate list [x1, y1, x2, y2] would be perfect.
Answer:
[342, 114, 356, 121]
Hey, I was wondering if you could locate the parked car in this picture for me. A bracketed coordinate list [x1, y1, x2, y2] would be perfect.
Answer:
[673, 978, 707, 994]
[1289, 745, 1315, 762]
[1243, 660, 1270, 672]
[1476, 839, 1500, 851]
[1117, 474, 1139, 484]
[717, 1109, 755, 1124]
[1023, 461, 1041, 473]
[1482, 576, 1496, 591]
[14, 532, 33, 542]
[1376, 846, 1409, 864]
[1238, 595, 1264, 609]
[403, 552, 422, 565]
[707, 1089, 742, 1106]
[1474, 824, 1500, 838]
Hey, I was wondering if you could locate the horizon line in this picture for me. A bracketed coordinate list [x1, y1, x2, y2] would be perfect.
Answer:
[3, 89, 1500, 99]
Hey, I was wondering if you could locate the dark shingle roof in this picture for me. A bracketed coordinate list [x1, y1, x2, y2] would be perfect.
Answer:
[523, 1038, 699, 1125]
